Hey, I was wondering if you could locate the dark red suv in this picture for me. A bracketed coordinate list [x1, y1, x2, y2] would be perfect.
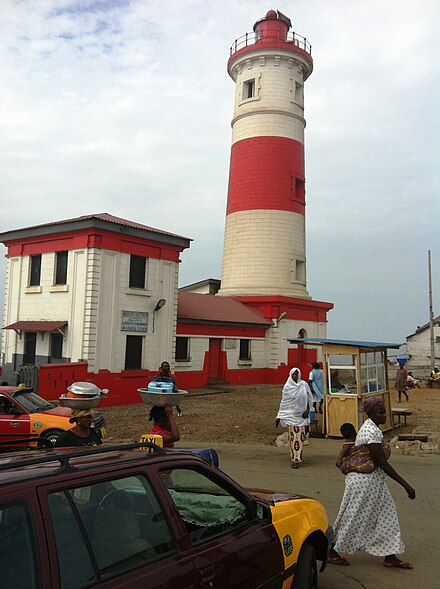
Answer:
[0, 444, 331, 588]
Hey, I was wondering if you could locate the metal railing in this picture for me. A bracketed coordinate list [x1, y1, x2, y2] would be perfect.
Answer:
[230, 31, 311, 57]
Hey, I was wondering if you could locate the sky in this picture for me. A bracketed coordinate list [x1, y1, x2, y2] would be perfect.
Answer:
[1, 0, 439, 345]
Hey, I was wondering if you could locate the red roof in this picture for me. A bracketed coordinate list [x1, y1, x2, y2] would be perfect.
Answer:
[3, 321, 67, 332]
[178, 292, 271, 326]
[0, 213, 191, 242]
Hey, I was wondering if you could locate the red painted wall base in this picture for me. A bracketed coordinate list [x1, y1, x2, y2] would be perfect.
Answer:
[36, 346, 317, 406]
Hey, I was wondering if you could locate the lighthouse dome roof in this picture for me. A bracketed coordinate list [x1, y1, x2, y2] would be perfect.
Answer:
[265, 9, 277, 19]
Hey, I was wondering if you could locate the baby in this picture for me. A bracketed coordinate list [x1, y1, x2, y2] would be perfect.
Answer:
[335, 422, 357, 471]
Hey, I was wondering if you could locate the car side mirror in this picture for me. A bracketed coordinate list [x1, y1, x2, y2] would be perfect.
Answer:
[252, 500, 272, 523]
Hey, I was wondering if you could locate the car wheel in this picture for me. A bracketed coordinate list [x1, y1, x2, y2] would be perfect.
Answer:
[293, 543, 318, 589]
[42, 429, 64, 446]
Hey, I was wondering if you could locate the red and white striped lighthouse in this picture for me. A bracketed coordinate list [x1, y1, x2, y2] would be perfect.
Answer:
[219, 9, 313, 299]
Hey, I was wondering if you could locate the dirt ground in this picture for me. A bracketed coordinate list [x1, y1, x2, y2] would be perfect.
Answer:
[101, 384, 440, 444]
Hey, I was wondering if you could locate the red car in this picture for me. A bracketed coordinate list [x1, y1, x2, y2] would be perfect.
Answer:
[0, 443, 332, 589]
[0, 386, 105, 447]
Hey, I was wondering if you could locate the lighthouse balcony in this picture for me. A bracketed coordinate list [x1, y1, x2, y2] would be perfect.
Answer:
[229, 30, 311, 58]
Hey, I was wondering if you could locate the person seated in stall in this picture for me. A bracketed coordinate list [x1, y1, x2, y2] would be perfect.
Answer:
[428, 366, 440, 388]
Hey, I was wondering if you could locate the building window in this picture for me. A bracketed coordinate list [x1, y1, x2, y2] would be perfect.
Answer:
[29, 255, 41, 286]
[298, 329, 307, 338]
[54, 251, 68, 285]
[239, 339, 251, 361]
[129, 255, 147, 289]
[175, 337, 190, 362]
[24, 332, 37, 365]
[50, 333, 63, 362]
[243, 79, 255, 100]
[125, 335, 143, 370]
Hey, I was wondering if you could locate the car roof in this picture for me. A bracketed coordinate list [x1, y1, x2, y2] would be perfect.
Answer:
[0, 386, 33, 396]
[0, 444, 204, 487]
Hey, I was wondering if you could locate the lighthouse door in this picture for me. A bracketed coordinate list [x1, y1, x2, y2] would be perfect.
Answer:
[208, 339, 224, 381]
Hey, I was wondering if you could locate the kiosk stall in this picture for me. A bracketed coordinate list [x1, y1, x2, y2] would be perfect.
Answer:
[287, 338, 401, 437]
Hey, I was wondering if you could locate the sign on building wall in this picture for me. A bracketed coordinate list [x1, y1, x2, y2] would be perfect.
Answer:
[224, 339, 237, 349]
[121, 311, 149, 332]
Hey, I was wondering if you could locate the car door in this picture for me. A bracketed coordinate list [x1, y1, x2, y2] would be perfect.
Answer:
[38, 470, 198, 589]
[0, 394, 31, 443]
[158, 464, 285, 589]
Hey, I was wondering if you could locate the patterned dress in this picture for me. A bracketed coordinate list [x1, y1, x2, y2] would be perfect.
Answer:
[333, 418, 405, 556]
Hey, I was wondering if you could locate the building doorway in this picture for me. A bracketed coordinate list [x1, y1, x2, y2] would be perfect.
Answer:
[208, 339, 224, 381]
[24, 332, 37, 365]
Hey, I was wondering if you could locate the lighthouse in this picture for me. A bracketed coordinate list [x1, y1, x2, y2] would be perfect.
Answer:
[219, 9, 313, 299]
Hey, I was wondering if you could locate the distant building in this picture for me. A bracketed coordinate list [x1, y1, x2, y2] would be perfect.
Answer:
[406, 316, 440, 372]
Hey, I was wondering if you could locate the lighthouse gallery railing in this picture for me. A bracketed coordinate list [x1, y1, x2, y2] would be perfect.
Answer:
[230, 31, 312, 57]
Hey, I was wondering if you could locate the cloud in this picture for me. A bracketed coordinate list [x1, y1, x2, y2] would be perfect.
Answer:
[0, 0, 439, 343]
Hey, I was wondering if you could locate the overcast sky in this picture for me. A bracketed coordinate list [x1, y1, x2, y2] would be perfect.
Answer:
[1, 0, 439, 345]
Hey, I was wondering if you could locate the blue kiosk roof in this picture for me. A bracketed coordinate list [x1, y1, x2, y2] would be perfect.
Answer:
[287, 338, 402, 349]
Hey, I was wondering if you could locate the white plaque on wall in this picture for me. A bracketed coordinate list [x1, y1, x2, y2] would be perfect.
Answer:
[121, 311, 149, 332]
[224, 339, 237, 350]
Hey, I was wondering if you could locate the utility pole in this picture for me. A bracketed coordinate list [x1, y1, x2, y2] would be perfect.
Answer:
[428, 250, 435, 370]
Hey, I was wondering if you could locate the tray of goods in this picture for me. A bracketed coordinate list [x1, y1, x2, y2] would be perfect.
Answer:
[59, 382, 108, 410]
[137, 382, 188, 406]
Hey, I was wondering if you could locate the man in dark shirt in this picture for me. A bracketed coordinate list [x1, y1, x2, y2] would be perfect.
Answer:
[151, 361, 182, 416]
[54, 409, 102, 447]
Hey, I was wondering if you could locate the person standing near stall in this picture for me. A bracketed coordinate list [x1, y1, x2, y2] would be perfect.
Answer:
[276, 367, 313, 469]
[308, 362, 324, 413]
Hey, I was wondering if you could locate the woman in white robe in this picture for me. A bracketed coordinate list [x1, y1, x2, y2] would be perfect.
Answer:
[276, 367, 313, 468]
[329, 397, 416, 569]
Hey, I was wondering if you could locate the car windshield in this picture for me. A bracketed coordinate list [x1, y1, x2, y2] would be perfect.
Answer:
[13, 391, 55, 412]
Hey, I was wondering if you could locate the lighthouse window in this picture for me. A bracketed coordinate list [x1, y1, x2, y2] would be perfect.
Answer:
[295, 261, 306, 284]
[295, 82, 303, 103]
[243, 79, 255, 100]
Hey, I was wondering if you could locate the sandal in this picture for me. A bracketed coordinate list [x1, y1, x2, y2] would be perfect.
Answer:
[328, 555, 350, 566]
[383, 560, 413, 569]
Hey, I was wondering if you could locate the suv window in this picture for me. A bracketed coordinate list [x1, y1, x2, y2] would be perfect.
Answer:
[48, 474, 176, 586]
[160, 468, 250, 544]
[0, 501, 40, 588]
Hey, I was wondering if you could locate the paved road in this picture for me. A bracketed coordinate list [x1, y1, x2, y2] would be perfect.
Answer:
[197, 439, 439, 589]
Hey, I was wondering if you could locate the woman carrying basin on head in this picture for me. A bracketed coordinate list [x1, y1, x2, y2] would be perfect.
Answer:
[276, 367, 313, 469]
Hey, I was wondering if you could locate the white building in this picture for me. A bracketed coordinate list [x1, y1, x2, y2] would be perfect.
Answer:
[1, 213, 190, 389]
[406, 316, 440, 374]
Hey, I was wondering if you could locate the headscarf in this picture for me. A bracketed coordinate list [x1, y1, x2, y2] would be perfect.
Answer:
[362, 396, 384, 416]
[277, 367, 311, 426]
[69, 409, 93, 424]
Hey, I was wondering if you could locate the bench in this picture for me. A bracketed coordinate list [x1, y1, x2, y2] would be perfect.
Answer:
[391, 408, 412, 427]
